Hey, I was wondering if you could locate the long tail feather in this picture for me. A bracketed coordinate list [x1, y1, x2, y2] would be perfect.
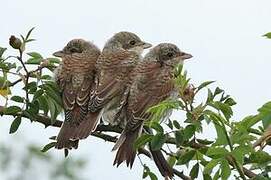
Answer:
[150, 148, 173, 178]
[55, 123, 79, 149]
[113, 126, 142, 168]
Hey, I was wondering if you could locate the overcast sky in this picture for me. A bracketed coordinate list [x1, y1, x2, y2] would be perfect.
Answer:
[1, 0, 271, 179]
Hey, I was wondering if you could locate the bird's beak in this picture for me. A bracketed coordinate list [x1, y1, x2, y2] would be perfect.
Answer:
[53, 50, 65, 57]
[142, 42, 152, 49]
[181, 52, 193, 60]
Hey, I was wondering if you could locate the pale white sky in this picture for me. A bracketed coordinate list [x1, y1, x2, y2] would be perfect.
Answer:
[1, 0, 271, 179]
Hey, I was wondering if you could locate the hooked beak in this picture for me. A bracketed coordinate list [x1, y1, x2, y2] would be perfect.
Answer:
[181, 52, 193, 60]
[53, 50, 65, 57]
[141, 42, 152, 49]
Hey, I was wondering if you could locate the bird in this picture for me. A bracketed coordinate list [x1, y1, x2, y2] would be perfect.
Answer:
[112, 43, 192, 176]
[53, 39, 101, 149]
[71, 32, 152, 139]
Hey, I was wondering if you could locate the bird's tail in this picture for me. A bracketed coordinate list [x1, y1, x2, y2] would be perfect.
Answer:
[55, 110, 102, 149]
[70, 110, 102, 140]
[112, 125, 142, 168]
[55, 122, 80, 149]
[150, 149, 173, 178]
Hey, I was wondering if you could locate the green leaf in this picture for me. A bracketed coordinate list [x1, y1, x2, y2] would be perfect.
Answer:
[183, 124, 196, 140]
[10, 96, 24, 103]
[263, 32, 271, 39]
[9, 116, 22, 134]
[220, 159, 230, 180]
[33, 89, 44, 100]
[150, 133, 166, 151]
[0, 47, 7, 57]
[175, 130, 184, 147]
[47, 57, 61, 64]
[190, 163, 199, 179]
[38, 95, 49, 115]
[231, 145, 252, 164]
[47, 97, 57, 123]
[26, 57, 42, 65]
[196, 139, 214, 145]
[4, 106, 22, 114]
[213, 123, 228, 146]
[167, 119, 173, 129]
[148, 172, 158, 180]
[207, 147, 228, 159]
[203, 174, 212, 180]
[211, 101, 233, 119]
[197, 81, 215, 92]
[25, 27, 35, 40]
[177, 149, 196, 165]
[27, 52, 43, 59]
[173, 120, 181, 129]
[214, 87, 224, 96]
[248, 151, 271, 164]
[41, 142, 56, 152]
[149, 121, 164, 133]
[134, 134, 153, 149]
[203, 158, 220, 174]
[224, 97, 237, 106]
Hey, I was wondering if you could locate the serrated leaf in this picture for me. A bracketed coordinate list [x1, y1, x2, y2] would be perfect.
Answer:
[9, 116, 22, 134]
[150, 133, 166, 151]
[190, 163, 199, 179]
[41, 142, 56, 152]
[177, 149, 196, 165]
[134, 134, 153, 149]
[10, 96, 24, 103]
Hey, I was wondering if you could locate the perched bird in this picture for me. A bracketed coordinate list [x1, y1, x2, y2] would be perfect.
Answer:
[112, 43, 192, 176]
[53, 39, 101, 149]
[70, 31, 152, 139]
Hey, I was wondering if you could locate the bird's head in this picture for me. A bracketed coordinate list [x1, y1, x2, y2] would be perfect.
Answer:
[103, 31, 152, 55]
[146, 43, 192, 66]
[53, 39, 100, 58]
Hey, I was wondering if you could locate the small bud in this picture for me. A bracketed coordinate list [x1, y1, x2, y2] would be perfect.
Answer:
[181, 84, 195, 102]
[9, 35, 22, 50]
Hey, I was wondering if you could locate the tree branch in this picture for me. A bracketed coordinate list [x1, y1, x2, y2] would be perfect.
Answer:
[0, 107, 257, 179]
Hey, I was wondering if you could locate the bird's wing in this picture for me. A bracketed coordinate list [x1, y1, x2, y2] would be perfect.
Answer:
[89, 51, 138, 111]
[56, 55, 95, 124]
[127, 62, 175, 130]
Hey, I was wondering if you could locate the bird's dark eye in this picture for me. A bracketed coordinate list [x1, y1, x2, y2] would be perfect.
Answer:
[167, 52, 173, 58]
[129, 40, 136, 45]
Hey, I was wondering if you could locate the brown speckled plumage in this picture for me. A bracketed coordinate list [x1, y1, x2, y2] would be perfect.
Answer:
[54, 39, 100, 149]
[113, 43, 193, 175]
